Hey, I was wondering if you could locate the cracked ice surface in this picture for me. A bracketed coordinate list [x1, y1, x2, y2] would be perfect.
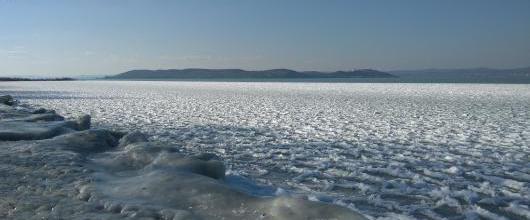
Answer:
[2, 81, 530, 219]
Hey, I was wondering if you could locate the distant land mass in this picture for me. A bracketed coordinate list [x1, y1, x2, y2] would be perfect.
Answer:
[389, 67, 530, 83]
[106, 68, 396, 80]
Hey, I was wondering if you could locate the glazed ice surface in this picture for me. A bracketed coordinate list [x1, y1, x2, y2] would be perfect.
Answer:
[0, 96, 365, 220]
[4, 81, 530, 219]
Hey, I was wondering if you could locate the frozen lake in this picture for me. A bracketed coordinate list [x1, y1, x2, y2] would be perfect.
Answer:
[2, 81, 530, 219]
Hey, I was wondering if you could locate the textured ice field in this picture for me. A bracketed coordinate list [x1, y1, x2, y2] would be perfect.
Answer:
[2, 81, 530, 219]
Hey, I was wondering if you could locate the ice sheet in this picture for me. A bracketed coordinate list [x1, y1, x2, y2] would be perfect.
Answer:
[2, 81, 529, 219]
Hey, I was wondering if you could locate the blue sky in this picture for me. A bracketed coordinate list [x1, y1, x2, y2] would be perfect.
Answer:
[1, 0, 530, 76]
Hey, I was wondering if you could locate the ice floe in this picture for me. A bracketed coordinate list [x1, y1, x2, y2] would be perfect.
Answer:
[2, 81, 530, 219]
[0, 95, 366, 219]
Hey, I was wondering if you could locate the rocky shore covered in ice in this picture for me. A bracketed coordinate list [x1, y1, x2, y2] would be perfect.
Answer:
[0, 95, 366, 220]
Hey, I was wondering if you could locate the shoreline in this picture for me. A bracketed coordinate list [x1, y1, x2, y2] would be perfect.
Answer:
[75, 78, 530, 84]
[0, 94, 366, 220]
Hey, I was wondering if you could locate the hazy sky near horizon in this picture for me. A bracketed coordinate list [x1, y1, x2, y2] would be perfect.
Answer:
[1, 0, 530, 76]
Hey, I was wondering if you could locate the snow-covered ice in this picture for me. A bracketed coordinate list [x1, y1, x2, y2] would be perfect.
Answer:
[2, 81, 529, 219]
[0, 94, 365, 220]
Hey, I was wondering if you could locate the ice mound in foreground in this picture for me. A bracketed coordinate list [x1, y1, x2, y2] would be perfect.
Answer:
[0, 97, 366, 220]
[85, 133, 365, 219]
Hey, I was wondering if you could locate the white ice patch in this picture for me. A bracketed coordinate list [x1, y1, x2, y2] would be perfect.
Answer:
[0, 102, 367, 219]
[3, 81, 530, 219]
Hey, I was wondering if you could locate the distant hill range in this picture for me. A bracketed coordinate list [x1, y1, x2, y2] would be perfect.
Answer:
[107, 68, 396, 79]
[105, 67, 530, 83]
[389, 67, 530, 83]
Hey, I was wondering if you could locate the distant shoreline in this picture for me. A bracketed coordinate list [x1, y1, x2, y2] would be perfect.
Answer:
[2, 77, 528, 84]
[101, 67, 530, 84]
[100, 77, 530, 84]
[106, 68, 397, 80]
